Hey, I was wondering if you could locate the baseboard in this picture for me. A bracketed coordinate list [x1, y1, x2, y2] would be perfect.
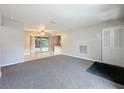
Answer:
[1, 54, 101, 67]
[0, 61, 24, 67]
[62, 53, 102, 62]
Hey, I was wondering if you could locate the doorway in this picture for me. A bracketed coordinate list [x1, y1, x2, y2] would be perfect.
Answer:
[24, 31, 62, 61]
[102, 26, 124, 67]
[30, 36, 49, 53]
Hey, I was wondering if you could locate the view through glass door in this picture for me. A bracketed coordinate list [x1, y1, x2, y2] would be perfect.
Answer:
[30, 36, 49, 53]
[35, 37, 49, 52]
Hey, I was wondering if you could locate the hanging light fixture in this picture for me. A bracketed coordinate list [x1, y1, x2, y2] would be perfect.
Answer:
[37, 25, 52, 36]
[40, 30, 45, 36]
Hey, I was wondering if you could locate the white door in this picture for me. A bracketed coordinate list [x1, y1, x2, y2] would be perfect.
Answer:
[102, 26, 124, 67]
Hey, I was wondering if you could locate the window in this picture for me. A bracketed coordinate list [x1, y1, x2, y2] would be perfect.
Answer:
[35, 37, 49, 52]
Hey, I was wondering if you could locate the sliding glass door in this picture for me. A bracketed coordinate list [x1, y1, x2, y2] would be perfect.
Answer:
[30, 36, 49, 53]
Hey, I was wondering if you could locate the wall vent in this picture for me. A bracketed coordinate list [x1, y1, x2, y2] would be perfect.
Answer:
[80, 45, 87, 54]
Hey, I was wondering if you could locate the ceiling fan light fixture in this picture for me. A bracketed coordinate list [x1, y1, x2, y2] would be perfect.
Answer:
[40, 30, 45, 36]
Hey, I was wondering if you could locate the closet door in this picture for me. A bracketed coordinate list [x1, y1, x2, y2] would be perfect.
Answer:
[102, 26, 124, 67]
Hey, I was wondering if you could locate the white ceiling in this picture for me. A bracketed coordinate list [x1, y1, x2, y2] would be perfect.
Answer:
[0, 4, 124, 32]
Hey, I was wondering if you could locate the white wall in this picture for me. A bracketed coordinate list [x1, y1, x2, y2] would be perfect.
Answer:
[0, 15, 2, 78]
[0, 17, 24, 67]
[62, 19, 123, 62]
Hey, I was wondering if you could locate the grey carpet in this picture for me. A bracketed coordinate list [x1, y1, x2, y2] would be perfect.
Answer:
[0, 55, 124, 89]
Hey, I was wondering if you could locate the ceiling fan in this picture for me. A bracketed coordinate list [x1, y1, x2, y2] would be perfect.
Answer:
[37, 25, 53, 36]
[40, 30, 45, 36]
[24, 24, 56, 36]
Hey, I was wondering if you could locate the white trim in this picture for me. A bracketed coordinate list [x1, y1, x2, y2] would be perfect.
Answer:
[1, 53, 102, 67]
[62, 53, 102, 62]
[0, 61, 24, 67]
